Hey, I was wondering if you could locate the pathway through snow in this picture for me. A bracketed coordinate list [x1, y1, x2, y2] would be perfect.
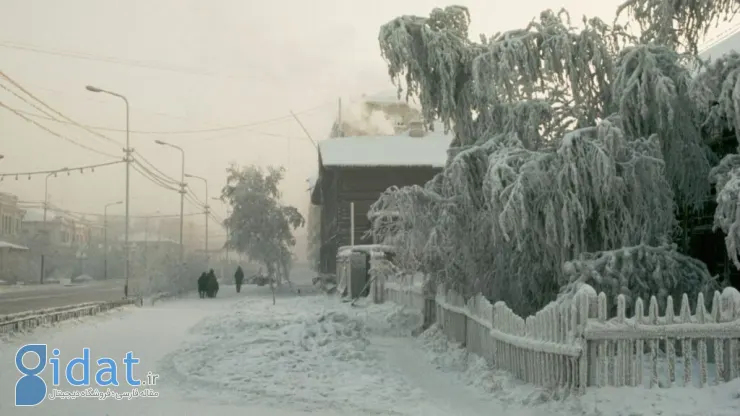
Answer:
[2, 283, 739, 415]
[374, 335, 507, 414]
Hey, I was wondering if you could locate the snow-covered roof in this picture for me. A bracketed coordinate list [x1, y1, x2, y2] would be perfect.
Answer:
[0, 240, 28, 250]
[22, 208, 47, 222]
[120, 232, 178, 244]
[318, 128, 452, 168]
[699, 28, 740, 61]
[307, 175, 318, 191]
[363, 90, 404, 105]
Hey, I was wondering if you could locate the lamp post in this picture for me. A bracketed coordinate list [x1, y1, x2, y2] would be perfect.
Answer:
[103, 201, 122, 280]
[154, 140, 185, 262]
[86, 85, 132, 298]
[212, 197, 230, 265]
[41, 168, 68, 283]
[185, 173, 208, 262]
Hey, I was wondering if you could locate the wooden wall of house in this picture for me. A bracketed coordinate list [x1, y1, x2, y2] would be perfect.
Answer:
[316, 166, 440, 274]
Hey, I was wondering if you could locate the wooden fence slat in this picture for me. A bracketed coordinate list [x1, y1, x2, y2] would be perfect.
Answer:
[379, 275, 740, 393]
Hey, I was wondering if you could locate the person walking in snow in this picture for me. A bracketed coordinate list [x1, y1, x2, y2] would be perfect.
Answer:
[234, 266, 244, 293]
[206, 269, 219, 298]
[197, 272, 208, 299]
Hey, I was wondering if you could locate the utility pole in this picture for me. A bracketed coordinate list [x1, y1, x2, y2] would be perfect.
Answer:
[41, 168, 67, 283]
[86, 86, 132, 298]
[185, 174, 208, 262]
[155, 140, 186, 263]
[103, 201, 122, 280]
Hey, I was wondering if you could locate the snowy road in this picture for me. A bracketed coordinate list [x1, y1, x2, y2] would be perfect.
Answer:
[1, 283, 739, 415]
[0, 279, 124, 314]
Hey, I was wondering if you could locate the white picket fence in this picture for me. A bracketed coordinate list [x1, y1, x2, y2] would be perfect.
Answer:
[382, 280, 740, 392]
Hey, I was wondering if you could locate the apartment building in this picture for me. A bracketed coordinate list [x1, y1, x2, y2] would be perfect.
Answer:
[22, 209, 97, 247]
[0, 192, 25, 239]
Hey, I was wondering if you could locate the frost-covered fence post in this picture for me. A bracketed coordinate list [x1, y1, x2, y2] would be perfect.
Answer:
[576, 284, 597, 391]
[720, 287, 740, 381]
[369, 250, 386, 304]
[436, 283, 446, 331]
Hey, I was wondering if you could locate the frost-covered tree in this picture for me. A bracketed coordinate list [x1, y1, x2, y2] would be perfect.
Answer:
[369, 3, 734, 315]
[221, 164, 305, 298]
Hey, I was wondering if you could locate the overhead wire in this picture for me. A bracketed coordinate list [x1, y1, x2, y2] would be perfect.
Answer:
[131, 151, 179, 184]
[186, 188, 206, 207]
[7, 101, 331, 135]
[0, 70, 121, 146]
[184, 193, 205, 210]
[0, 100, 120, 158]
[0, 159, 123, 179]
[17, 201, 200, 219]
[0, 40, 260, 79]
[131, 160, 178, 192]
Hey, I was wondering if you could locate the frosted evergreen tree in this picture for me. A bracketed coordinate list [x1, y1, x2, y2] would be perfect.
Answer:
[369, 4, 728, 315]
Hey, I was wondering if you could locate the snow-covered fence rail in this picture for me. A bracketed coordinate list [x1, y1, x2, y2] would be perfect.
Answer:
[383, 281, 425, 311]
[0, 298, 139, 335]
[436, 285, 588, 392]
[584, 287, 740, 388]
[385, 282, 740, 393]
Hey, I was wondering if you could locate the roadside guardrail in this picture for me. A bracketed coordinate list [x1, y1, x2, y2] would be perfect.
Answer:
[0, 298, 140, 335]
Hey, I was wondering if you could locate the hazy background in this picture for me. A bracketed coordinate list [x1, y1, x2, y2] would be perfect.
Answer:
[0, 0, 732, 255]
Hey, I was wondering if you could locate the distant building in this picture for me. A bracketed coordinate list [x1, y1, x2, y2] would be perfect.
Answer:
[157, 217, 203, 251]
[22, 208, 96, 247]
[0, 192, 25, 239]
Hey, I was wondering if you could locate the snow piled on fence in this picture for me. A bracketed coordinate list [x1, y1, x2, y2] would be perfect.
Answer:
[418, 324, 740, 415]
[160, 296, 425, 413]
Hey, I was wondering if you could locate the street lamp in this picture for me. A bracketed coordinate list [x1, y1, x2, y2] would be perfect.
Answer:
[155, 140, 185, 262]
[212, 196, 230, 265]
[103, 201, 123, 280]
[185, 173, 209, 262]
[86, 84, 132, 298]
[41, 168, 68, 283]
[43, 168, 68, 222]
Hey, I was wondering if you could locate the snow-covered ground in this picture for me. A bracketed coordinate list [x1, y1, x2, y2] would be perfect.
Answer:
[1, 282, 739, 415]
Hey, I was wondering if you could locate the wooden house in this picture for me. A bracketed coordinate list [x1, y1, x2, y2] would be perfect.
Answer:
[310, 123, 451, 275]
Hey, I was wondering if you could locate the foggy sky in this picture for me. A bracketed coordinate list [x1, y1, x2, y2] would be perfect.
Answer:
[0, 0, 730, 248]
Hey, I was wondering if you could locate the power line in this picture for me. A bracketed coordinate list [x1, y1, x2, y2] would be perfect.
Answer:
[0, 160, 123, 179]
[0, 71, 121, 147]
[0, 101, 119, 158]
[132, 151, 179, 184]
[6, 102, 330, 135]
[185, 193, 206, 210]
[131, 160, 178, 192]
[0, 40, 256, 79]
[18, 201, 202, 219]
[186, 188, 206, 207]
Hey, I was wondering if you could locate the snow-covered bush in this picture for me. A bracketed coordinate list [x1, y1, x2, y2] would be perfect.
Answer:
[370, 3, 739, 316]
[559, 244, 720, 316]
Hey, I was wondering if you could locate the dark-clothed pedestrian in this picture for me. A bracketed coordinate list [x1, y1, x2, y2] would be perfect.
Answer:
[235, 266, 244, 293]
[206, 269, 219, 298]
[197, 272, 208, 298]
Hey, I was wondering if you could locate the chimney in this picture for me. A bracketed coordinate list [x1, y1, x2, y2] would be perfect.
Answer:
[408, 121, 425, 138]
